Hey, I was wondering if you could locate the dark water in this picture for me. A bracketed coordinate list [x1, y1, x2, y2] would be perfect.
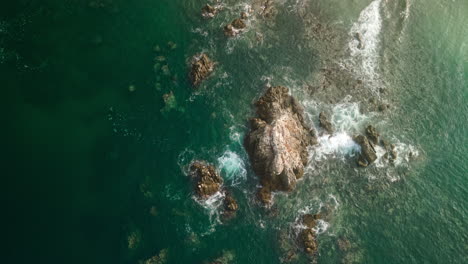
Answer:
[2, 0, 467, 263]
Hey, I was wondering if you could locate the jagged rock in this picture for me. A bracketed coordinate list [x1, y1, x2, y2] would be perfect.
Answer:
[240, 12, 248, 19]
[319, 112, 333, 134]
[189, 53, 215, 87]
[244, 86, 316, 204]
[365, 125, 379, 145]
[201, 4, 218, 18]
[222, 191, 239, 220]
[224, 18, 246, 37]
[189, 161, 223, 198]
[353, 135, 377, 167]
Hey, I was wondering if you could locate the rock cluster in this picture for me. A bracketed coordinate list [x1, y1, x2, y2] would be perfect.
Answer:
[298, 214, 320, 255]
[189, 161, 239, 219]
[189, 53, 215, 87]
[354, 125, 397, 167]
[244, 86, 316, 204]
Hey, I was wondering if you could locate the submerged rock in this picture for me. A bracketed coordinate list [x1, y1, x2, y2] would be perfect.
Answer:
[353, 135, 377, 167]
[190, 161, 223, 198]
[140, 248, 168, 264]
[224, 18, 246, 37]
[244, 86, 316, 204]
[319, 111, 334, 134]
[189, 53, 215, 87]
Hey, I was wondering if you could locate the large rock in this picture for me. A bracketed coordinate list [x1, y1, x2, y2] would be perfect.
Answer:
[353, 135, 377, 167]
[244, 86, 316, 204]
[201, 4, 218, 18]
[190, 161, 223, 198]
[189, 53, 215, 87]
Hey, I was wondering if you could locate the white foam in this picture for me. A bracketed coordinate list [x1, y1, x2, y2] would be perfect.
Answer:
[314, 219, 329, 234]
[193, 191, 226, 224]
[307, 100, 371, 161]
[331, 100, 371, 132]
[347, 0, 383, 86]
[217, 150, 247, 186]
[312, 133, 360, 161]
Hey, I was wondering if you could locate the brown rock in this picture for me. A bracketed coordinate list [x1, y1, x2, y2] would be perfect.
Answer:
[298, 229, 318, 255]
[244, 86, 316, 204]
[365, 125, 379, 145]
[353, 135, 377, 167]
[201, 4, 217, 18]
[221, 191, 239, 220]
[224, 18, 246, 37]
[189, 161, 223, 198]
[319, 111, 334, 134]
[302, 214, 320, 229]
[189, 53, 215, 87]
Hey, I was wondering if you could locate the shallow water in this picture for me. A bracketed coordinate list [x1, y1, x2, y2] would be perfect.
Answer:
[1, 0, 467, 263]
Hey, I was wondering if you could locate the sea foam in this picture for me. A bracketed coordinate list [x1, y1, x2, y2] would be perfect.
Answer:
[217, 150, 247, 186]
[348, 0, 383, 87]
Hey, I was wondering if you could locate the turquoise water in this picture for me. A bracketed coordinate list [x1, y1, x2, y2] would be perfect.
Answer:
[1, 0, 467, 263]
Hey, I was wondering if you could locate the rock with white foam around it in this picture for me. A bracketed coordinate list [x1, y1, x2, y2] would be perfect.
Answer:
[244, 86, 317, 205]
[297, 214, 320, 256]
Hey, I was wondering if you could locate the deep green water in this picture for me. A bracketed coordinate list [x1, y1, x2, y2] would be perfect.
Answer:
[1, 0, 467, 263]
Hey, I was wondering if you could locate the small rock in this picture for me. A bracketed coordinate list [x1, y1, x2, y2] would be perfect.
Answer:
[365, 125, 379, 145]
[319, 112, 334, 134]
[354, 134, 377, 167]
[224, 18, 246, 37]
[201, 4, 218, 18]
[189, 53, 215, 87]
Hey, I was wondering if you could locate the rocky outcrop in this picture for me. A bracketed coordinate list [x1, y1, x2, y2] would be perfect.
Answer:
[353, 135, 377, 167]
[319, 112, 333, 134]
[244, 86, 316, 204]
[298, 214, 320, 255]
[224, 18, 247, 37]
[190, 161, 223, 198]
[189, 53, 215, 87]
[201, 4, 221, 18]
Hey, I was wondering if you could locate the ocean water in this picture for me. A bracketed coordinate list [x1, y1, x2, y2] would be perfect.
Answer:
[1, 0, 467, 263]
